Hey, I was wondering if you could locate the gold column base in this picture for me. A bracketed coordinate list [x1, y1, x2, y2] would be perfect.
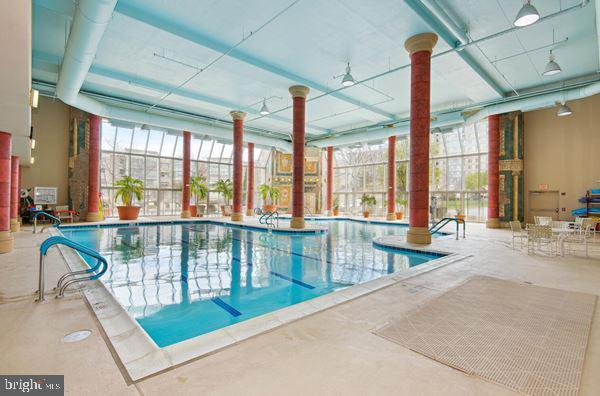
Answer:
[181, 210, 191, 219]
[10, 218, 20, 232]
[386, 213, 396, 221]
[486, 218, 501, 229]
[290, 217, 305, 229]
[406, 226, 432, 245]
[231, 212, 244, 222]
[86, 212, 102, 222]
[0, 230, 14, 253]
[246, 209, 254, 216]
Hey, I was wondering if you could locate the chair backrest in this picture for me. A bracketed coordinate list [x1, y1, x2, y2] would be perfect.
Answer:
[534, 216, 540, 224]
[528, 224, 552, 239]
[575, 217, 584, 226]
[509, 221, 522, 233]
[538, 216, 552, 225]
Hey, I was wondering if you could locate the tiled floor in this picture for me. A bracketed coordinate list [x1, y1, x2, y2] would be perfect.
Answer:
[1, 217, 599, 395]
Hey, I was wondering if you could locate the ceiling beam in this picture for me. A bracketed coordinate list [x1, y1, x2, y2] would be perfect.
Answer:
[32, 51, 329, 136]
[405, 0, 506, 98]
[114, 1, 398, 121]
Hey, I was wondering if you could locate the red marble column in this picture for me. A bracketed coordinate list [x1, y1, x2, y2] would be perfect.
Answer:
[246, 142, 254, 216]
[86, 115, 102, 222]
[405, 33, 438, 244]
[0, 132, 13, 253]
[326, 146, 333, 216]
[487, 114, 501, 228]
[231, 111, 246, 222]
[181, 131, 191, 218]
[10, 156, 20, 232]
[387, 136, 396, 221]
[289, 85, 310, 229]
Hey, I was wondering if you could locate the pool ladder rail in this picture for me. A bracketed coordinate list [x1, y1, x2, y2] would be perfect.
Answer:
[429, 217, 466, 240]
[36, 236, 109, 302]
[32, 211, 61, 234]
[255, 208, 279, 228]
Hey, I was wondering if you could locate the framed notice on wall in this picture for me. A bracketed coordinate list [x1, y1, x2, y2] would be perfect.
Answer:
[34, 187, 57, 205]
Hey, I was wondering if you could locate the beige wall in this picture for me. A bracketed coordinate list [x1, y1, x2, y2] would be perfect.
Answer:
[22, 96, 70, 205]
[524, 94, 600, 221]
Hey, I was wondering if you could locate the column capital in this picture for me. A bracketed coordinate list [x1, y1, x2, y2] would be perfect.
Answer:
[289, 85, 310, 99]
[404, 33, 438, 55]
[230, 111, 246, 121]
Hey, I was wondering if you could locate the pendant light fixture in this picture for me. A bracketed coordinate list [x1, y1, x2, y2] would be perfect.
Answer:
[557, 102, 572, 117]
[543, 50, 562, 76]
[341, 63, 356, 87]
[514, 1, 540, 27]
[259, 99, 270, 115]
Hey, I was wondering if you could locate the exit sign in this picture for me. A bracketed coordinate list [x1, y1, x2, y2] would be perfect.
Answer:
[538, 184, 549, 190]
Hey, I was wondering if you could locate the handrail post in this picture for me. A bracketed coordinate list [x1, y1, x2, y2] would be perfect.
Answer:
[33, 216, 37, 234]
[456, 220, 459, 240]
[36, 253, 46, 302]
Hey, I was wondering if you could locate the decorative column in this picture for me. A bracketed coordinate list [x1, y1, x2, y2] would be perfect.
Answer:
[10, 156, 20, 232]
[486, 115, 500, 228]
[0, 132, 13, 253]
[181, 131, 191, 218]
[386, 136, 396, 221]
[231, 111, 246, 222]
[86, 115, 102, 222]
[289, 85, 310, 229]
[326, 146, 333, 216]
[246, 142, 254, 216]
[405, 33, 437, 244]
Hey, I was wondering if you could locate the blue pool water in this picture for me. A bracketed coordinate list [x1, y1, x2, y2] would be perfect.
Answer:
[60, 220, 442, 347]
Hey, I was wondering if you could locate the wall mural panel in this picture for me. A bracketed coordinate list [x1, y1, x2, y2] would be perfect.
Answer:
[68, 108, 91, 218]
[273, 148, 322, 213]
[499, 112, 524, 223]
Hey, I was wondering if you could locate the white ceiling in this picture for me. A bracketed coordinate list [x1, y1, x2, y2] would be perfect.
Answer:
[32, 0, 600, 141]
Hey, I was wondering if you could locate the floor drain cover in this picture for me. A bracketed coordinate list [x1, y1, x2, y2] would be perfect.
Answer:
[62, 330, 92, 343]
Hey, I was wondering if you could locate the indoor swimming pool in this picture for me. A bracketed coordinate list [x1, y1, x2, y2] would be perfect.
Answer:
[60, 220, 443, 347]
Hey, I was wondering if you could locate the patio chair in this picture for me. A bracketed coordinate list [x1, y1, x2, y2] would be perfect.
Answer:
[536, 216, 552, 225]
[53, 205, 76, 223]
[563, 220, 591, 257]
[527, 224, 558, 255]
[509, 221, 527, 249]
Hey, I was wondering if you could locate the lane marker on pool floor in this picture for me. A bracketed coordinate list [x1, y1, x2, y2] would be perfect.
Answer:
[211, 297, 242, 317]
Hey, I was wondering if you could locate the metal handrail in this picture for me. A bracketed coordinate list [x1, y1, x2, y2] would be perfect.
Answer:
[36, 236, 108, 301]
[33, 211, 61, 234]
[255, 208, 279, 228]
[429, 217, 466, 240]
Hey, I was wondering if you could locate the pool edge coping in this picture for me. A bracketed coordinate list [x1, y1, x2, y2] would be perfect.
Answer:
[50, 227, 468, 382]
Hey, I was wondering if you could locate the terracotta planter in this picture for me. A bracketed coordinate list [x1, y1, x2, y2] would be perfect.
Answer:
[455, 214, 466, 221]
[363, 211, 370, 218]
[395, 212, 404, 220]
[333, 209, 339, 216]
[262, 204, 277, 213]
[117, 206, 140, 221]
[190, 205, 198, 217]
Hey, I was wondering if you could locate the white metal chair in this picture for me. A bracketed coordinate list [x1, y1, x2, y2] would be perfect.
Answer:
[509, 221, 527, 249]
[563, 219, 591, 257]
[536, 216, 552, 225]
[527, 224, 558, 255]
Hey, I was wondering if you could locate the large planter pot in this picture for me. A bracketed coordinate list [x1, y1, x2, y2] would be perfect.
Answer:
[395, 212, 404, 220]
[455, 214, 466, 221]
[263, 204, 277, 213]
[332, 209, 339, 216]
[190, 205, 198, 217]
[117, 206, 140, 221]
[363, 211, 370, 218]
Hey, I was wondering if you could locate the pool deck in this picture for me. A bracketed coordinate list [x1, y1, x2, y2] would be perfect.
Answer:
[1, 216, 599, 395]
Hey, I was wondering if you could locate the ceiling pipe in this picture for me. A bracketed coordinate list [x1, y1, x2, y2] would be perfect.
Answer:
[53, 0, 291, 152]
[464, 81, 600, 123]
[309, 112, 464, 148]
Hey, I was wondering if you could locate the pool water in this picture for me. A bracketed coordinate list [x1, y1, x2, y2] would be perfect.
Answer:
[60, 220, 441, 347]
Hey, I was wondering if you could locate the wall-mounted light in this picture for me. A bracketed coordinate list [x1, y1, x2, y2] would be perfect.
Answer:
[30, 157, 35, 165]
[29, 126, 35, 149]
[514, 1, 540, 27]
[30, 89, 39, 108]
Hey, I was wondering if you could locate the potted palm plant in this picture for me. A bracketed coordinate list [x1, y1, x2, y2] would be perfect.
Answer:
[190, 176, 208, 217]
[258, 184, 280, 213]
[214, 179, 233, 216]
[115, 175, 144, 220]
[396, 197, 408, 220]
[360, 194, 376, 218]
[332, 197, 340, 216]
